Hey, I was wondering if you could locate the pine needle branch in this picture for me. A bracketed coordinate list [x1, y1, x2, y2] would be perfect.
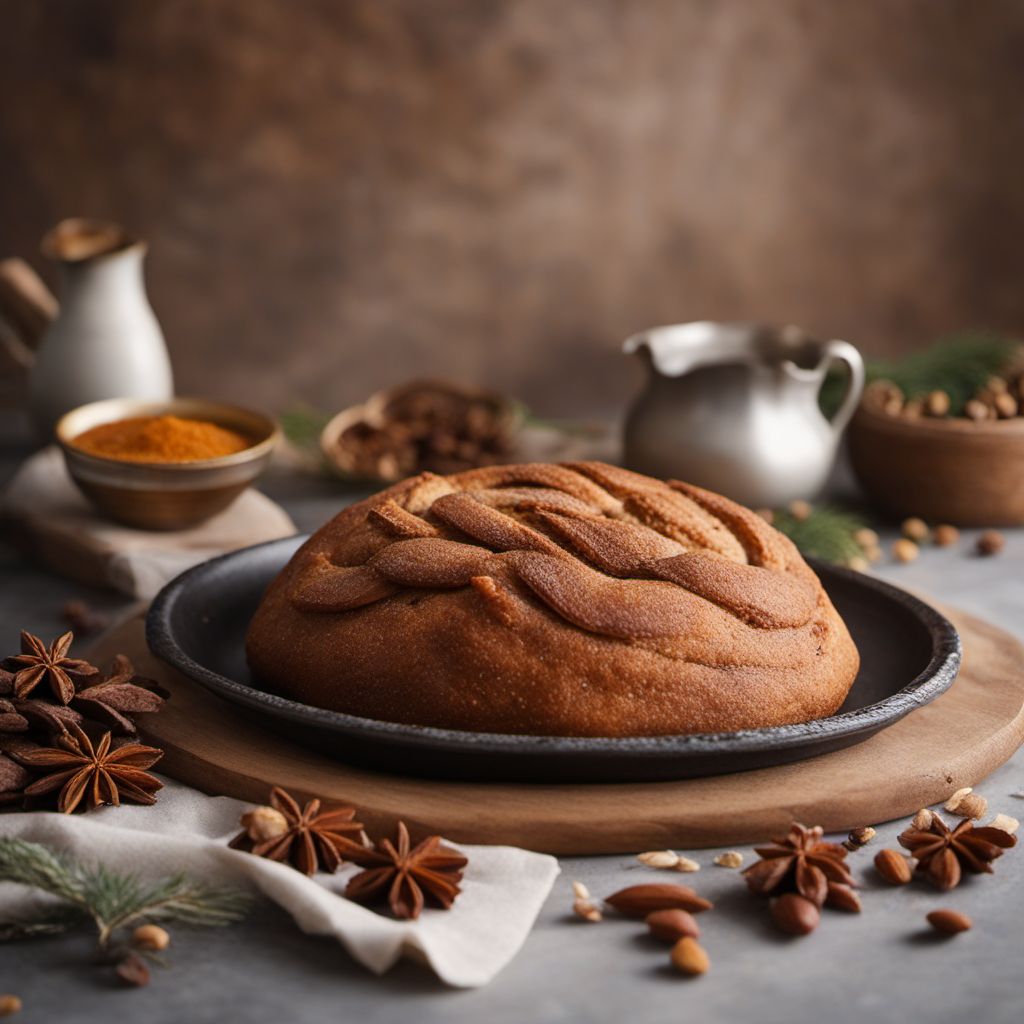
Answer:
[0, 839, 251, 950]
[772, 505, 868, 565]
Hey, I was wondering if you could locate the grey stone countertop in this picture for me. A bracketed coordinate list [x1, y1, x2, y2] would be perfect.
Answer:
[0, 408, 1022, 1024]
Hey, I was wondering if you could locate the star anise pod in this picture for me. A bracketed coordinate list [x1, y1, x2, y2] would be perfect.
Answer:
[898, 812, 1017, 890]
[229, 786, 365, 876]
[71, 655, 165, 735]
[14, 721, 163, 813]
[742, 822, 856, 908]
[344, 820, 468, 919]
[3, 631, 98, 704]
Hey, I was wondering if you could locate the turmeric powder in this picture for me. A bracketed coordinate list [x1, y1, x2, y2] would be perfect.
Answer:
[73, 415, 252, 463]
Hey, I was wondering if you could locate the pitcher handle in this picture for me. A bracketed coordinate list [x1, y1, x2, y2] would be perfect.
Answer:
[822, 338, 865, 434]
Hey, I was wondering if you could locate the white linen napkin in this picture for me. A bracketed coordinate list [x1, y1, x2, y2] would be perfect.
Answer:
[0, 777, 560, 988]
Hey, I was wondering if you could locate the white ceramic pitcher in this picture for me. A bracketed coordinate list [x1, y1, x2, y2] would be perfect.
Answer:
[14, 219, 173, 438]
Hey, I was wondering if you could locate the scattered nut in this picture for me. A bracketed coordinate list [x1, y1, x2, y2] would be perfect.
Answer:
[911, 808, 934, 830]
[932, 524, 960, 547]
[825, 883, 862, 912]
[994, 392, 1019, 418]
[571, 880, 590, 900]
[987, 813, 1019, 835]
[854, 527, 880, 549]
[0, 996, 21, 1018]
[674, 856, 700, 873]
[788, 499, 812, 522]
[844, 555, 870, 573]
[240, 805, 289, 842]
[903, 397, 924, 418]
[770, 893, 820, 935]
[892, 538, 919, 563]
[843, 826, 876, 851]
[945, 787, 988, 819]
[132, 924, 170, 951]
[670, 936, 710, 976]
[637, 850, 681, 869]
[964, 399, 990, 421]
[926, 909, 972, 935]
[115, 953, 151, 988]
[925, 390, 950, 417]
[646, 908, 701, 943]
[572, 898, 602, 922]
[976, 530, 1005, 556]
[901, 517, 930, 542]
[986, 375, 1009, 394]
[712, 851, 743, 868]
[874, 848, 913, 885]
[863, 544, 884, 564]
[605, 884, 713, 917]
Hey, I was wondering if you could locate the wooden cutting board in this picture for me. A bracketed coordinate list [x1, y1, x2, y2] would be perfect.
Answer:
[90, 605, 1024, 854]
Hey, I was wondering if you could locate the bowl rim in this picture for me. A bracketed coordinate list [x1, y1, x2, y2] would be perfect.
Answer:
[56, 396, 281, 471]
[854, 398, 1024, 438]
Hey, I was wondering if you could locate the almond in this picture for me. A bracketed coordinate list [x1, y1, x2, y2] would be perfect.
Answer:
[645, 908, 701, 943]
[713, 851, 743, 868]
[927, 909, 972, 935]
[670, 936, 710, 976]
[874, 848, 913, 885]
[605, 883, 713, 917]
[770, 893, 819, 935]
[824, 882, 862, 913]
[572, 899, 602, 923]
[674, 856, 700, 873]
[571, 880, 590, 900]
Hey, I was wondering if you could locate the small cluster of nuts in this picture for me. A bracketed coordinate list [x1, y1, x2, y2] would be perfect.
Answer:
[113, 924, 173, 988]
[867, 374, 1024, 422]
[890, 517, 1004, 564]
[571, 863, 716, 976]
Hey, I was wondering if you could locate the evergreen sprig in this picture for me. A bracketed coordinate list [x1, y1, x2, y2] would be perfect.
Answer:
[772, 505, 868, 565]
[0, 839, 250, 949]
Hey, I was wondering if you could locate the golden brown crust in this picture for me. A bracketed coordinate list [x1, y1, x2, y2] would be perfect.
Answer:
[245, 462, 860, 736]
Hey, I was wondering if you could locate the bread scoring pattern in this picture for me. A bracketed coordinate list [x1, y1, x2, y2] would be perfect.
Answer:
[287, 462, 820, 642]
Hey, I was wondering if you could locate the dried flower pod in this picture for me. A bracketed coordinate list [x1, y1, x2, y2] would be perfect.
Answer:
[646, 908, 701, 942]
[670, 936, 710, 975]
[927, 909, 972, 935]
[771, 893, 819, 935]
[932, 524, 960, 547]
[892, 538, 919, 563]
[874, 848, 913, 885]
[976, 531, 1005, 556]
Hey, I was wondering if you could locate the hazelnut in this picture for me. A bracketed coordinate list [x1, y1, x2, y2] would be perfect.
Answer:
[240, 805, 289, 842]
[132, 924, 170, 951]
[788, 499, 812, 522]
[964, 399, 990, 421]
[0, 996, 21, 1018]
[892, 538, 919, 563]
[901, 517, 930, 542]
[994, 392, 1019, 418]
[925, 390, 950, 417]
[986, 375, 1009, 394]
[854, 527, 880, 549]
[976, 530, 1005, 556]
[932, 524, 960, 547]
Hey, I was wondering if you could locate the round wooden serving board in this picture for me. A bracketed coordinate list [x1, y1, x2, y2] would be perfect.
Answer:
[92, 605, 1024, 854]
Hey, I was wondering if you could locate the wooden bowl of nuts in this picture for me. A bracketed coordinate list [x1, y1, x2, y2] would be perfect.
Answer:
[849, 376, 1024, 526]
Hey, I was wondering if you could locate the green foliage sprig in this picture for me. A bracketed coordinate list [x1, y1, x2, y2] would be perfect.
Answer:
[772, 505, 868, 565]
[0, 839, 250, 949]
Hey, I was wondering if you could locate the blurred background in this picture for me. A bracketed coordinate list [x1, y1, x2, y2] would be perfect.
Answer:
[3, 0, 1024, 419]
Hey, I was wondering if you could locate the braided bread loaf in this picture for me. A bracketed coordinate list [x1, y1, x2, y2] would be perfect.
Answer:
[245, 462, 859, 736]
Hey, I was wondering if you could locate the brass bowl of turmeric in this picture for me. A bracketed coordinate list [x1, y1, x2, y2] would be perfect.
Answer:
[56, 397, 281, 530]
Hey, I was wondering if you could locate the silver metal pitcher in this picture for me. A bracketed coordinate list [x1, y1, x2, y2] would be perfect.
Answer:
[622, 322, 864, 508]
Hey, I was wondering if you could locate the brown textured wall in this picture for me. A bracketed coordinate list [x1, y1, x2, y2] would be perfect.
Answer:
[2, 0, 1024, 418]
